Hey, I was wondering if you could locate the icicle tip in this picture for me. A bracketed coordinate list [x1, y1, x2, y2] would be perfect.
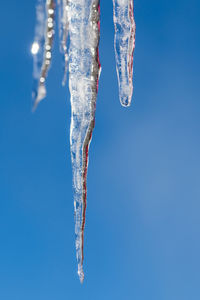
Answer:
[78, 266, 84, 284]
[120, 95, 132, 107]
[32, 84, 46, 112]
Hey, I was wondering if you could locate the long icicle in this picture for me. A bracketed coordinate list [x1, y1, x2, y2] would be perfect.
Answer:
[67, 0, 101, 283]
[113, 0, 136, 106]
[32, 0, 136, 283]
[32, 0, 56, 109]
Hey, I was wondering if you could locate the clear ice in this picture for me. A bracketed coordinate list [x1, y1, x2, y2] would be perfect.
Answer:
[32, 0, 55, 109]
[32, 0, 135, 283]
[58, 0, 69, 85]
[113, 0, 136, 106]
[68, 0, 101, 283]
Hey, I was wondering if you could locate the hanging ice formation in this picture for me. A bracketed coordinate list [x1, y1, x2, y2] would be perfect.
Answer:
[31, 0, 135, 283]
[113, 0, 136, 106]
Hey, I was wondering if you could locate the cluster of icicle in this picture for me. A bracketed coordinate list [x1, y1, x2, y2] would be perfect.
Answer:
[32, 0, 135, 283]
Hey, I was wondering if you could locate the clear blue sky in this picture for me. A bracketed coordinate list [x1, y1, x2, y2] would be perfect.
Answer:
[0, 0, 200, 299]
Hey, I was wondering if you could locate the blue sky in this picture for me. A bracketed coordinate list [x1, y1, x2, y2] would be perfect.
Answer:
[0, 0, 200, 299]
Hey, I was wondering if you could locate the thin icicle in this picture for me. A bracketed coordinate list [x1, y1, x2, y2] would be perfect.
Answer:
[58, 0, 69, 85]
[113, 0, 136, 106]
[32, 0, 56, 109]
[67, 0, 101, 283]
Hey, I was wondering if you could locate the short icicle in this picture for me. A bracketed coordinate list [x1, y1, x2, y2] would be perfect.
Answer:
[113, 0, 136, 106]
[32, 0, 56, 109]
[67, 0, 101, 283]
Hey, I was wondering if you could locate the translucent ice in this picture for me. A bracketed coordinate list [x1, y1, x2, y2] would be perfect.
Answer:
[113, 0, 136, 106]
[32, 0, 55, 109]
[58, 0, 69, 84]
[32, 0, 135, 283]
[67, 0, 101, 282]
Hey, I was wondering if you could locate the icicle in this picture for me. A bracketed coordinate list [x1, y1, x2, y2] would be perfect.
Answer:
[32, 0, 56, 109]
[113, 0, 136, 106]
[32, 0, 136, 284]
[58, 0, 69, 85]
[67, 0, 101, 283]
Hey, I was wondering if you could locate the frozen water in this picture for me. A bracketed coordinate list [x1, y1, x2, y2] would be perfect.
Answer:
[32, 0, 55, 109]
[32, 0, 135, 283]
[113, 0, 136, 106]
[68, 0, 101, 282]
[58, 0, 69, 85]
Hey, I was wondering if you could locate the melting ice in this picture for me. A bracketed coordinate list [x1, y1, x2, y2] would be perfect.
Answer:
[32, 0, 135, 283]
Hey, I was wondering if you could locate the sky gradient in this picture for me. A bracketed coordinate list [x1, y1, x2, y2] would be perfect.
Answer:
[0, 0, 200, 299]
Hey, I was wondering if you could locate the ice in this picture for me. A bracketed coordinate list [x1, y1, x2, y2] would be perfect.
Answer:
[58, 0, 69, 85]
[32, 0, 55, 109]
[32, 0, 135, 283]
[67, 0, 100, 282]
[113, 0, 136, 106]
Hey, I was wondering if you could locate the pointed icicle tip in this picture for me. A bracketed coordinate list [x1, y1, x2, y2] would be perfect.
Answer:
[78, 266, 84, 284]
[32, 83, 46, 112]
